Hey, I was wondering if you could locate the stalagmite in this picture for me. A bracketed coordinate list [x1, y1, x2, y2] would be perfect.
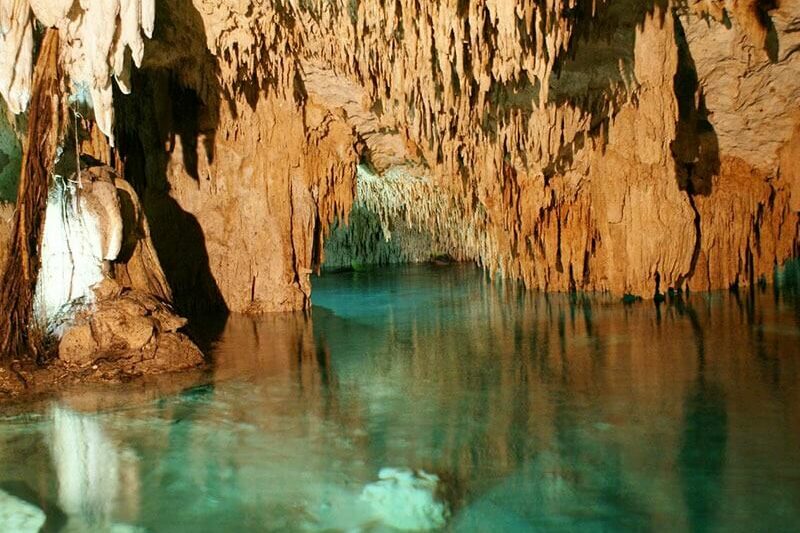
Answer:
[37, 166, 203, 371]
[0, 3, 200, 369]
[36, 169, 124, 325]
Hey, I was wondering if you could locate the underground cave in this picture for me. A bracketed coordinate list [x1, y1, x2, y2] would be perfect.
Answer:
[0, 0, 799, 531]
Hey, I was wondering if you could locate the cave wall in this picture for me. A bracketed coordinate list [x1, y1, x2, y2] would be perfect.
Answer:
[109, 0, 800, 310]
[0, 106, 21, 203]
[118, 75, 356, 313]
[0, 105, 21, 278]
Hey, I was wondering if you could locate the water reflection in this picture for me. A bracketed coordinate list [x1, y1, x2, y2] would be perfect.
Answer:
[308, 265, 800, 530]
[0, 263, 798, 531]
[48, 406, 141, 531]
[672, 297, 728, 533]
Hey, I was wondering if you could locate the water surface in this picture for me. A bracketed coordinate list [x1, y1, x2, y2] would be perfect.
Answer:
[1, 264, 799, 532]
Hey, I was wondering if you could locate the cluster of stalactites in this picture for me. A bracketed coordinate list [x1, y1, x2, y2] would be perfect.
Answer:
[194, 0, 604, 154]
[322, 205, 437, 270]
[356, 165, 498, 269]
[0, 0, 155, 144]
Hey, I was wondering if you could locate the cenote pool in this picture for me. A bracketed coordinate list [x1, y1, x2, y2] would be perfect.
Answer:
[1, 264, 799, 532]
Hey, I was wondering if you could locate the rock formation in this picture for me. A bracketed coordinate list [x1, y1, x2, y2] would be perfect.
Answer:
[56, 277, 203, 373]
[0, 0, 799, 326]
[0, 489, 46, 533]
[0, 0, 155, 139]
[40, 165, 202, 371]
[0, 153, 202, 371]
[118, 0, 798, 309]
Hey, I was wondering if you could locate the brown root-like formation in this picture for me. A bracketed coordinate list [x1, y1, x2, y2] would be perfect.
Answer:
[0, 29, 63, 358]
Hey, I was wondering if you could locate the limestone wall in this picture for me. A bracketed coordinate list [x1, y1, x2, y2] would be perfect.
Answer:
[1, 0, 799, 311]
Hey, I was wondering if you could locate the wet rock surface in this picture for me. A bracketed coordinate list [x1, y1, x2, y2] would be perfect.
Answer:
[113, 0, 799, 306]
[57, 280, 203, 373]
[0, 0, 798, 317]
[0, 163, 205, 398]
[0, 489, 46, 533]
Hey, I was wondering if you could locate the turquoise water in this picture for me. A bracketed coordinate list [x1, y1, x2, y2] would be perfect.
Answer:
[1, 264, 799, 532]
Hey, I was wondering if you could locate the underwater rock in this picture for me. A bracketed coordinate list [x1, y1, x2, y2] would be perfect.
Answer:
[0, 489, 46, 533]
[360, 467, 450, 531]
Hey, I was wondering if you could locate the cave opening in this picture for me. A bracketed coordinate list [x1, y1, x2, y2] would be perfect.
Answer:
[321, 203, 445, 273]
[319, 165, 459, 275]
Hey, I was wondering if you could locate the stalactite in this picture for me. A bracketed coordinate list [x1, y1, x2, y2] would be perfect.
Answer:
[0, 0, 155, 142]
[0, 0, 34, 115]
[0, 0, 785, 315]
[322, 206, 436, 271]
[123, 0, 787, 303]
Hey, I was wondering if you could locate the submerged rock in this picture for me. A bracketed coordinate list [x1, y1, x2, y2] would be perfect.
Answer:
[361, 467, 450, 531]
[0, 489, 46, 533]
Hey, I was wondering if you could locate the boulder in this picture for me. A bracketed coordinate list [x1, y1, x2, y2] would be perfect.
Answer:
[360, 467, 449, 531]
[0, 489, 46, 533]
[57, 279, 203, 374]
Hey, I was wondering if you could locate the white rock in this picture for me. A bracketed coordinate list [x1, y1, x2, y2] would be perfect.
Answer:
[0, 489, 46, 533]
[0, 0, 156, 143]
[0, 0, 32, 114]
[361, 467, 449, 531]
[35, 175, 123, 326]
[29, 0, 72, 27]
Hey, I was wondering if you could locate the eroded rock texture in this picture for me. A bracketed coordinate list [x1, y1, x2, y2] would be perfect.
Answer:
[36, 165, 201, 372]
[104, 0, 795, 309]
[58, 278, 203, 373]
[0, 0, 155, 139]
[2, 0, 799, 312]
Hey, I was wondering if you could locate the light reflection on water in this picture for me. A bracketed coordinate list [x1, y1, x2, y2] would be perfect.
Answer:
[1, 263, 799, 532]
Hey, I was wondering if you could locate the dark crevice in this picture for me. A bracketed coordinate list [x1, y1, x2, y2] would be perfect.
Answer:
[756, 0, 780, 62]
[671, 13, 719, 197]
[114, 0, 227, 318]
[675, 193, 703, 292]
[669, 14, 720, 294]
